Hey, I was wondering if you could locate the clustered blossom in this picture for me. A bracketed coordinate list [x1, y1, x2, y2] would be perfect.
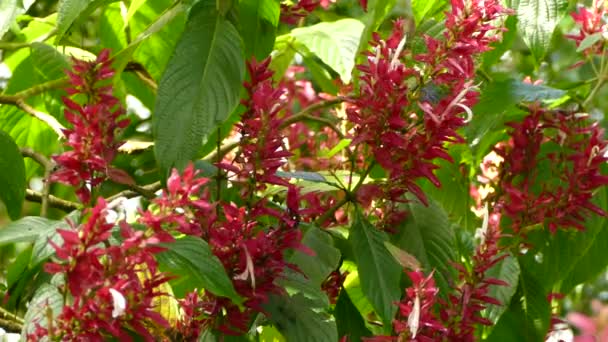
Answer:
[50, 49, 131, 203]
[441, 209, 507, 340]
[348, 0, 511, 221]
[142, 59, 307, 337]
[280, 0, 335, 24]
[491, 107, 608, 234]
[30, 198, 170, 340]
[139, 164, 214, 240]
[566, 0, 608, 56]
[366, 270, 447, 342]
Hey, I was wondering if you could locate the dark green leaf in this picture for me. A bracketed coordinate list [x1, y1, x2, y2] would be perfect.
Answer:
[518, 265, 551, 340]
[0, 216, 60, 245]
[0, 130, 26, 220]
[484, 254, 520, 325]
[511, 0, 568, 62]
[276, 171, 327, 183]
[7, 246, 33, 289]
[264, 293, 338, 342]
[55, 0, 93, 44]
[290, 226, 341, 286]
[577, 32, 603, 52]
[291, 19, 364, 83]
[238, 0, 280, 60]
[153, 0, 244, 176]
[350, 209, 401, 329]
[394, 197, 456, 293]
[30, 43, 70, 81]
[157, 236, 243, 305]
[335, 290, 373, 341]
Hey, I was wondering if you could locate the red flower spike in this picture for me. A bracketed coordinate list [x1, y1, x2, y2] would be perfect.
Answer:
[50, 49, 130, 203]
[347, 0, 511, 223]
[34, 198, 171, 340]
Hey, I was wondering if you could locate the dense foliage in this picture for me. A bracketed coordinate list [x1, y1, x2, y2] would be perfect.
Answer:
[1, 0, 608, 341]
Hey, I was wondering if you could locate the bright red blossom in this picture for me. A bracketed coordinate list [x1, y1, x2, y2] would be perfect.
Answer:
[32, 198, 170, 341]
[50, 49, 130, 203]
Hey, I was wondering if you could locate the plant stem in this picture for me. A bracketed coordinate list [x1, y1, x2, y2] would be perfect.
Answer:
[25, 189, 82, 211]
[21, 147, 55, 217]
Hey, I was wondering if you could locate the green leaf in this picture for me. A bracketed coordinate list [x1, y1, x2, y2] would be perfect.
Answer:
[0, 216, 60, 245]
[238, 0, 280, 60]
[290, 226, 341, 286]
[269, 34, 296, 82]
[577, 32, 603, 52]
[7, 246, 33, 289]
[335, 289, 373, 341]
[412, 0, 439, 24]
[30, 43, 71, 81]
[153, 0, 244, 176]
[484, 254, 520, 325]
[157, 236, 243, 305]
[264, 293, 338, 342]
[523, 188, 608, 294]
[291, 19, 364, 83]
[0, 130, 26, 220]
[0, 0, 24, 39]
[518, 265, 551, 340]
[21, 282, 63, 338]
[349, 209, 401, 329]
[125, 0, 146, 27]
[512, 0, 568, 62]
[55, 0, 94, 44]
[393, 197, 456, 293]
[276, 171, 327, 183]
[31, 211, 81, 265]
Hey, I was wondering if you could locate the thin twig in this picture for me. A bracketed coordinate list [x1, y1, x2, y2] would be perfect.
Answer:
[0, 28, 57, 51]
[124, 61, 158, 91]
[106, 181, 162, 203]
[21, 147, 55, 217]
[280, 97, 347, 128]
[26, 189, 82, 211]
[0, 306, 23, 324]
[0, 79, 70, 104]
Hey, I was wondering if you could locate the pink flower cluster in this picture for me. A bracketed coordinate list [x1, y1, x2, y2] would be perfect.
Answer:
[348, 0, 511, 216]
[567, 0, 607, 56]
[492, 107, 608, 233]
[50, 49, 131, 204]
[280, 0, 335, 24]
[31, 198, 170, 341]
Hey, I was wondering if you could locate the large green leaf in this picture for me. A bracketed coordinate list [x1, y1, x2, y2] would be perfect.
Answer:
[238, 0, 280, 60]
[484, 254, 520, 325]
[0, 130, 26, 219]
[156, 236, 243, 305]
[510, 0, 568, 62]
[290, 225, 341, 286]
[0, 216, 61, 245]
[21, 282, 63, 338]
[264, 293, 338, 342]
[518, 265, 551, 340]
[153, 0, 244, 176]
[349, 209, 401, 329]
[394, 197, 456, 293]
[412, 0, 445, 24]
[55, 0, 94, 44]
[291, 19, 364, 84]
[335, 289, 373, 341]
[522, 187, 608, 294]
